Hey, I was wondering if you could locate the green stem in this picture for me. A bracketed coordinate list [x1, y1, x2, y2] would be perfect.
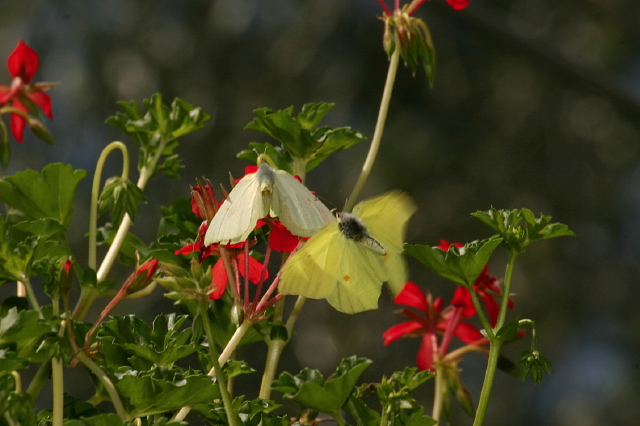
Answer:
[20, 277, 43, 319]
[432, 362, 446, 424]
[73, 141, 130, 320]
[197, 296, 241, 426]
[472, 251, 518, 426]
[76, 351, 128, 421]
[259, 338, 286, 399]
[344, 47, 400, 213]
[173, 318, 253, 422]
[258, 295, 306, 399]
[51, 357, 64, 426]
[26, 360, 51, 398]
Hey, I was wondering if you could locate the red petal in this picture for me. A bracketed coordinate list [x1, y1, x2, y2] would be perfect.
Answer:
[28, 92, 52, 118]
[269, 221, 300, 252]
[8, 40, 39, 82]
[382, 320, 423, 345]
[451, 287, 476, 318]
[10, 99, 27, 142]
[453, 321, 484, 344]
[447, 0, 470, 10]
[237, 253, 268, 284]
[394, 282, 428, 312]
[210, 259, 228, 299]
[416, 333, 436, 371]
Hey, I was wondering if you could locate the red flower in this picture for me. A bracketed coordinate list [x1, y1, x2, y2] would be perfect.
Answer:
[383, 282, 484, 371]
[439, 239, 514, 325]
[191, 183, 220, 221]
[174, 220, 269, 300]
[0, 40, 54, 142]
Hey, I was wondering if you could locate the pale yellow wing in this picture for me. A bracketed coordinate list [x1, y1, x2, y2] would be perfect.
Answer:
[270, 169, 334, 237]
[324, 238, 387, 314]
[279, 222, 343, 299]
[353, 191, 417, 295]
[204, 172, 270, 246]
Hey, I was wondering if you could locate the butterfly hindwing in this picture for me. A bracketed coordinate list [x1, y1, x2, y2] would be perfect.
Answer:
[271, 170, 334, 237]
[279, 223, 344, 299]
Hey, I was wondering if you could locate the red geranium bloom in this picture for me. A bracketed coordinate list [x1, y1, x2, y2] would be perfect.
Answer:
[383, 282, 484, 371]
[439, 239, 514, 325]
[0, 40, 54, 142]
[174, 221, 269, 300]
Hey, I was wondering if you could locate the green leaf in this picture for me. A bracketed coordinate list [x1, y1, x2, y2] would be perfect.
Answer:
[98, 177, 147, 225]
[271, 356, 372, 415]
[243, 103, 366, 172]
[496, 318, 521, 342]
[99, 314, 197, 368]
[0, 308, 52, 348]
[343, 394, 380, 426]
[404, 236, 503, 288]
[114, 367, 220, 417]
[0, 349, 29, 373]
[96, 223, 149, 266]
[193, 396, 286, 425]
[237, 142, 293, 174]
[105, 94, 210, 179]
[306, 126, 366, 172]
[0, 216, 39, 282]
[61, 413, 128, 426]
[0, 163, 86, 227]
[472, 208, 575, 253]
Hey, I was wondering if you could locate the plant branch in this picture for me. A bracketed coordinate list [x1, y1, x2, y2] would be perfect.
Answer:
[344, 46, 400, 212]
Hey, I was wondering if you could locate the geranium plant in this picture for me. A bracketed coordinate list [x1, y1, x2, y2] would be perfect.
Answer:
[0, 1, 573, 426]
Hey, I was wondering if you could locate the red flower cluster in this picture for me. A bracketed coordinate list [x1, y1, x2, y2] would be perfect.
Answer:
[177, 168, 303, 300]
[383, 240, 512, 371]
[0, 40, 54, 142]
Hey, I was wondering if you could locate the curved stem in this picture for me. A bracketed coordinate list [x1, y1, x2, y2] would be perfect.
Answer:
[344, 47, 400, 213]
[89, 141, 130, 271]
[76, 351, 128, 421]
[73, 141, 129, 320]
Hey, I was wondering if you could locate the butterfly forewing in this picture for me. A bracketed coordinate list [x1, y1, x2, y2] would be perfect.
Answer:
[204, 172, 269, 246]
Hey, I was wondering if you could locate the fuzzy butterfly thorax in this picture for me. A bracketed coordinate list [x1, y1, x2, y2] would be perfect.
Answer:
[257, 162, 274, 195]
[339, 212, 386, 256]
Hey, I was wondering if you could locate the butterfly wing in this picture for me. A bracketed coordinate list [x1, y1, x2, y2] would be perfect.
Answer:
[204, 173, 270, 245]
[271, 170, 334, 237]
[279, 222, 343, 299]
[353, 191, 417, 294]
[324, 239, 387, 314]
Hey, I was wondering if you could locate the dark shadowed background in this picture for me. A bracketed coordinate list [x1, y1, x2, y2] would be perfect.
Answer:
[1, 0, 639, 425]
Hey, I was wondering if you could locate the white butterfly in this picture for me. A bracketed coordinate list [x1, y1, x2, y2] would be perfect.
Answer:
[204, 162, 334, 246]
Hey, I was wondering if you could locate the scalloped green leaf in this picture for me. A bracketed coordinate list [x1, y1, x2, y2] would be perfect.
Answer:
[271, 356, 372, 415]
[404, 236, 503, 287]
[472, 208, 575, 253]
[114, 367, 220, 417]
[0, 163, 86, 227]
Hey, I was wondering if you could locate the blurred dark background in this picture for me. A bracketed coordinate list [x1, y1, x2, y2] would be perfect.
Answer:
[2, 0, 639, 425]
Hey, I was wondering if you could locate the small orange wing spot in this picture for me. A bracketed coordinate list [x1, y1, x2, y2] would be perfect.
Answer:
[343, 274, 351, 281]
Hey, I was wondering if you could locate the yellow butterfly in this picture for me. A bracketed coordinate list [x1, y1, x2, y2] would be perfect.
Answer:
[278, 191, 416, 313]
[204, 161, 334, 246]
